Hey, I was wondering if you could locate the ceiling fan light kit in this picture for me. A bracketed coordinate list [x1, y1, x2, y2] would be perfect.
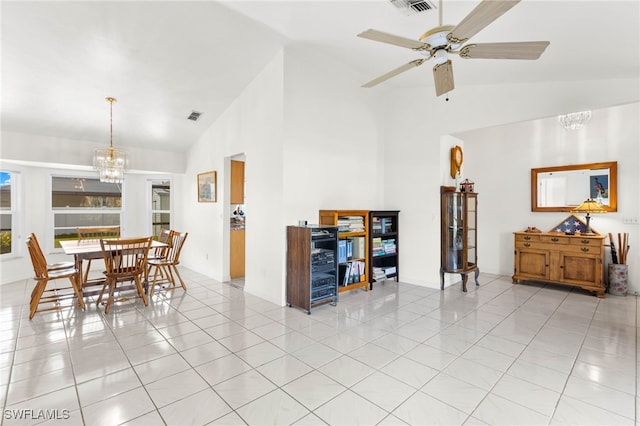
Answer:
[358, 0, 550, 97]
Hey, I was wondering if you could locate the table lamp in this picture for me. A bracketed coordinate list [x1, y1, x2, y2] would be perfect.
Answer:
[572, 199, 606, 235]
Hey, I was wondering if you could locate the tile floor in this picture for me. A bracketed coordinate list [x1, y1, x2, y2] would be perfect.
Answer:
[0, 269, 637, 425]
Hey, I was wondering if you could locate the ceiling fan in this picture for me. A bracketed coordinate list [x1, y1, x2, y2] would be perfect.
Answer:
[358, 0, 550, 96]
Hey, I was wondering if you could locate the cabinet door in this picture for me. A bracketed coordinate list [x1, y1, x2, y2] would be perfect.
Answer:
[557, 253, 601, 285]
[465, 195, 477, 267]
[443, 194, 465, 270]
[515, 249, 549, 280]
[230, 160, 245, 204]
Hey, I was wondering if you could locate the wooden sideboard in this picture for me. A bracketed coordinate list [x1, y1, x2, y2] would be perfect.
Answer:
[513, 232, 606, 297]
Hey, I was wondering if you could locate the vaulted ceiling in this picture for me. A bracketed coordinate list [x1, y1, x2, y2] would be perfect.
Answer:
[2, 1, 638, 153]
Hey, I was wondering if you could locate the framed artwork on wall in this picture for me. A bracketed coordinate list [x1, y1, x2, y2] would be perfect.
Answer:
[197, 171, 217, 203]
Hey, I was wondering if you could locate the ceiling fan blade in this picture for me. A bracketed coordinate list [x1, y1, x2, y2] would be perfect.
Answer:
[433, 60, 454, 97]
[459, 41, 550, 59]
[448, 0, 521, 44]
[358, 29, 431, 51]
[362, 59, 426, 88]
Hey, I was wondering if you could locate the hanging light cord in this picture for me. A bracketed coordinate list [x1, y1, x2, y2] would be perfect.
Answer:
[106, 97, 117, 148]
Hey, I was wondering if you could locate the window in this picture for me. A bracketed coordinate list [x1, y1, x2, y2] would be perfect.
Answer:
[52, 176, 122, 248]
[150, 179, 171, 239]
[0, 171, 17, 256]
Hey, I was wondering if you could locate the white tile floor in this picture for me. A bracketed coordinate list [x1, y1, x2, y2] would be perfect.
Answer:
[0, 269, 637, 425]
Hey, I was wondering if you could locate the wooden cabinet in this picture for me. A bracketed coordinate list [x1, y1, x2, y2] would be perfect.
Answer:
[286, 226, 338, 314]
[513, 232, 606, 297]
[440, 187, 479, 292]
[230, 160, 245, 204]
[230, 229, 245, 279]
[369, 210, 399, 288]
[319, 210, 369, 293]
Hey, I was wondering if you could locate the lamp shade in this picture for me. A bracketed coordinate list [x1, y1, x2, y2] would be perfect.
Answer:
[572, 199, 607, 214]
[572, 198, 606, 235]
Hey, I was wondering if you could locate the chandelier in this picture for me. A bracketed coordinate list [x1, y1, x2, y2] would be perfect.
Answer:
[558, 110, 592, 130]
[93, 97, 128, 183]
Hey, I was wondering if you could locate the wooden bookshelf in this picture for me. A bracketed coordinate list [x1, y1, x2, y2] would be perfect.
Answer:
[319, 210, 369, 293]
[369, 210, 399, 289]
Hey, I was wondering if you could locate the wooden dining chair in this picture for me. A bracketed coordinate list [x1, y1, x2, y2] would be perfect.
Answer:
[25, 234, 85, 319]
[76, 226, 120, 283]
[97, 236, 152, 314]
[147, 231, 188, 296]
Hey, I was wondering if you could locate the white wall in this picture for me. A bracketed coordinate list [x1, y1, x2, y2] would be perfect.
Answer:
[178, 50, 285, 305]
[459, 102, 640, 295]
[381, 78, 639, 293]
[178, 46, 384, 306]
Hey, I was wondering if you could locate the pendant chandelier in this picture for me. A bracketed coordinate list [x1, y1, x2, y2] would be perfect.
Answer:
[93, 97, 128, 183]
[558, 110, 592, 130]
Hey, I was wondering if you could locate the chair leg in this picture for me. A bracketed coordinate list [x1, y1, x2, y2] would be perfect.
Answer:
[69, 275, 86, 310]
[171, 265, 187, 291]
[104, 280, 116, 314]
[135, 276, 148, 306]
[83, 259, 92, 284]
[96, 279, 109, 307]
[29, 280, 47, 319]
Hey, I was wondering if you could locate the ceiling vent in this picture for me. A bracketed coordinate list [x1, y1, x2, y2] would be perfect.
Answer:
[389, 0, 436, 15]
[187, 111, 202, 121]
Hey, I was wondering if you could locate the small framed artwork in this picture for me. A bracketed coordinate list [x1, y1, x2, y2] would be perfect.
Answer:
[197, 171, 217, 203]
[590, 175, 608, 200]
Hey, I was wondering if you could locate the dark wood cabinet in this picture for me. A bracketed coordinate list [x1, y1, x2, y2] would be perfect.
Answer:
[440, 186, 479, 292]
[369, 210, 399, 288]
[286, 226, 338, 314]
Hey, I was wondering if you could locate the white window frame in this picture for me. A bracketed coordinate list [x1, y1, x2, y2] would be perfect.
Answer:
[50, 172, 124, 253]
[147, 178, 172, 237]
[0, 170, 21, 259]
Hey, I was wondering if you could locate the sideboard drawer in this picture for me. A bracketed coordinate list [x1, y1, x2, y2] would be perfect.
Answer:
[540, 235, 569, 244]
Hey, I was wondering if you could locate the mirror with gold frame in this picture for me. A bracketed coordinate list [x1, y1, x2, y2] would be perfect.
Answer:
[531, 161, 617, 212]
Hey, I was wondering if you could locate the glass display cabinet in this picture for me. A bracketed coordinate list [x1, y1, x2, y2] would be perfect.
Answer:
[440, 186, 479, 292]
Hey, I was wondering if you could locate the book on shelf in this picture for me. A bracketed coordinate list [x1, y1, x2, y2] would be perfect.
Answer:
[382, 239, 396, 255]
[338, 216, 364, 233]
[338, 240, 347, 263]
[372, 267, 387, 281]
[339, 260, 366, 285]
[372, 217, 394, 234]
[372, 237, 384, 256]
[350, 237, 366, 259]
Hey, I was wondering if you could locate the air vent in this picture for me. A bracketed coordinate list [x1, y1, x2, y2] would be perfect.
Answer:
[390, 0, 436, 15]
[187, 111, 202, 121]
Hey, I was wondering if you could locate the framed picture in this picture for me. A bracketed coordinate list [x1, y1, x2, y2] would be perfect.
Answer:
[590, 175, 608, 200]
[197, 171, 217, 203]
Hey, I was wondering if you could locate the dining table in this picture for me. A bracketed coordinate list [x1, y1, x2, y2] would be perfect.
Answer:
[60, 238, 167, 297]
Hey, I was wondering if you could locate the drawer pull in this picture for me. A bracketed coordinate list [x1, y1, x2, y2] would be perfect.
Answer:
[581, 239, 590, 244]
[581, 247, 590, 252]
[551, 237, 559, 242]
[524, 243, 531, 248]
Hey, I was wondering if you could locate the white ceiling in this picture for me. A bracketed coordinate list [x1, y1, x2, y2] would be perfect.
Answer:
[2, 1, 638, 154]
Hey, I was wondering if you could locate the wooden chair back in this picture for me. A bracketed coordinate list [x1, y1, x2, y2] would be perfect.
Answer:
[28, 233, 75, 271]
[26, 234, 50, 279]
[77, 226, 121, 241]
[100, 236, 152, 280]
[97, 236, 152, 313]
[165, 231, 188, 265]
